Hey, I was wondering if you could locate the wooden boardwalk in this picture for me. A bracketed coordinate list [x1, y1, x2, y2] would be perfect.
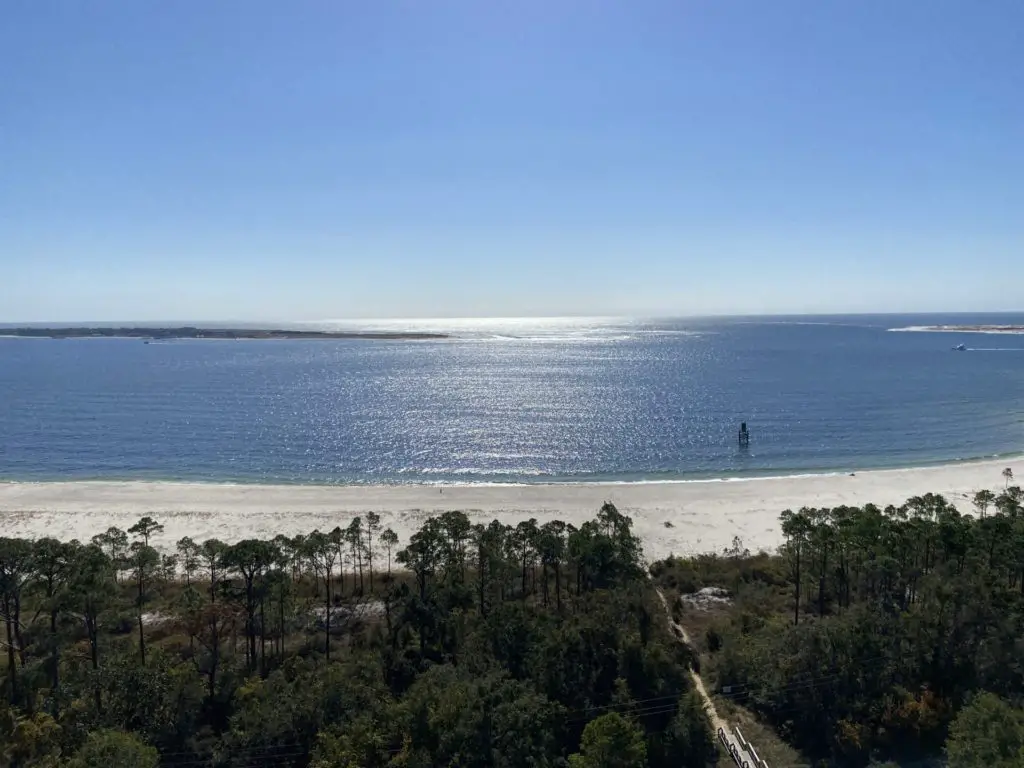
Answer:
[655, 588, 768, 768]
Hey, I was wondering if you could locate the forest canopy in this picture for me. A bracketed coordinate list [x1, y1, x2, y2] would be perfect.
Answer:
[654, 485, 1024, 767]
[3, 486, 1023, 766]
[0, 503, 714, 767]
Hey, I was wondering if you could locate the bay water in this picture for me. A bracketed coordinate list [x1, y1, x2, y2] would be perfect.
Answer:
[1, 314, 1022, 484]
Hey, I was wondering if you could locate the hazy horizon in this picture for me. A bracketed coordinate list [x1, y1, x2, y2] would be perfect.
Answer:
[3, 310, 1024, 328]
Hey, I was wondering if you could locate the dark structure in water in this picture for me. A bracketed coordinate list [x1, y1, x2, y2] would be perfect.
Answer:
[738, 422, 750, 446]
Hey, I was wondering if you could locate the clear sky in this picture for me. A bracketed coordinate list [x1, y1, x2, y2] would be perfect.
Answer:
[2, 1, 1021, 321]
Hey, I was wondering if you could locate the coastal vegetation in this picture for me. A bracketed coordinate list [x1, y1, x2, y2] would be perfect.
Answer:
[654, 485, 1024, 766]
[3, 486, 1023, 766]
[0, 505, 714, 767]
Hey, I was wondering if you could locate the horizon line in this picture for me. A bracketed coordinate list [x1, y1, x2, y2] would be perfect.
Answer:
[2, 309, 1023, 326]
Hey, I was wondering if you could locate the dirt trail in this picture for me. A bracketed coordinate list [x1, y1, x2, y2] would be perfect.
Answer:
[656, 588, 765, 767]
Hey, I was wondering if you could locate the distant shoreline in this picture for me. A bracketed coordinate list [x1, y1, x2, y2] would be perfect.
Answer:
[0, 326, 449, 341]
[889, 324, 1024, 334]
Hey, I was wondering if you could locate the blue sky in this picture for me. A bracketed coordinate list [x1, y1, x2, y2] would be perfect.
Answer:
[2, 1, 1021, 321]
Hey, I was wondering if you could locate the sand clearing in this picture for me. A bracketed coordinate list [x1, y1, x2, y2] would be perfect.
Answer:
[0, 458, 1020, 561]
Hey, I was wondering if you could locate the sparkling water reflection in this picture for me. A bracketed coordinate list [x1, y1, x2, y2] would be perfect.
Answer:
[1, 315, 1022, 483]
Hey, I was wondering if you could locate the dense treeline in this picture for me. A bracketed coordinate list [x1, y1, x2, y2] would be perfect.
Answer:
[0, 504, 715, 767]
[655, 485, 1024, 767]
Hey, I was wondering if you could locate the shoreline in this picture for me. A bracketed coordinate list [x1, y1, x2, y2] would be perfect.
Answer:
[1, 448, 1020, 488]
[2, 457, 1020, 561]
[0, 326, 449, 341]
[888, 325, 1024, 335]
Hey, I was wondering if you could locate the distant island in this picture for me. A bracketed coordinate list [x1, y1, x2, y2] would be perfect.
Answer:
[1, 326, 448, 340]
[890, 324, 1024, 334]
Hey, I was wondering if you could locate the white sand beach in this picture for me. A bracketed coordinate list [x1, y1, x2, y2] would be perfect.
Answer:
[0, 458, 1020, 561]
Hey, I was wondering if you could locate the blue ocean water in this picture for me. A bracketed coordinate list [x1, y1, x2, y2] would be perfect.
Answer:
[1, 314, 1022, 484]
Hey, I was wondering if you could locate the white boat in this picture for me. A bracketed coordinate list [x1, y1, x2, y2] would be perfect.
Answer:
[953, 343, 966, 351]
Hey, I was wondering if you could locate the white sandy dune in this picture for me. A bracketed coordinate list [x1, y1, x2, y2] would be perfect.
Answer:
[0, 458, 1020, 561]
